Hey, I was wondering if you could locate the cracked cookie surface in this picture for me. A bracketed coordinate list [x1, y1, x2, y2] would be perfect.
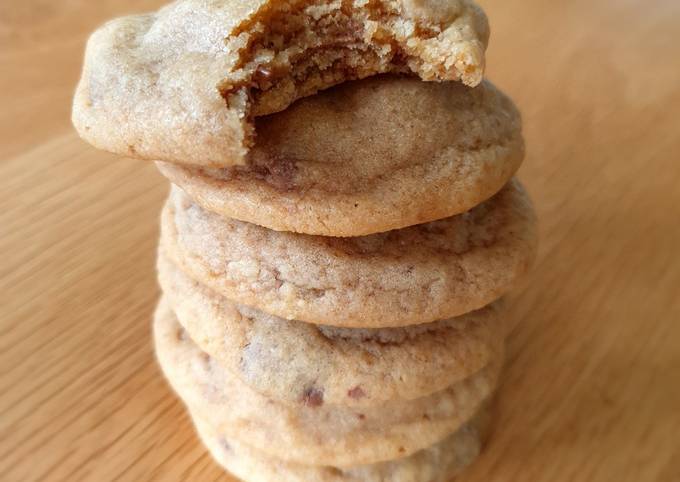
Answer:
[154, 299, 500, 466]
[159, 252, 504, 407]
[158, 75, 524, 236]
[161, 180, 537, 328]
[73, 0, 488, 167]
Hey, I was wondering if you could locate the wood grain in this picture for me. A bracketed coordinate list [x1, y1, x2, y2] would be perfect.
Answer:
[1, 0, 679, 480]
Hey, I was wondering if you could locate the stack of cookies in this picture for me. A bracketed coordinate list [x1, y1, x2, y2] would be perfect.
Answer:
[73, 0, 537, 480]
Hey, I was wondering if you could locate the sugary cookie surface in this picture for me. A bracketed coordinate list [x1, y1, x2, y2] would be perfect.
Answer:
[158, 76, 523, 236]
[160, 181, 537, 328]
[158, 252, 503, 406]
[72, 0, 489, 166]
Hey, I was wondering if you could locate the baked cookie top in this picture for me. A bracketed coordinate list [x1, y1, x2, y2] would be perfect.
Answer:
[157, 76, 524, 236]
[72, 0, 489, 166]
[159, 252, 503, 406]
[154, 299, 500, 466]
[160, 179, 537, 328]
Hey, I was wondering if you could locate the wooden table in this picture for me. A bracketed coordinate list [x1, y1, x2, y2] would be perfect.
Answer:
[1, 0, 679, 480]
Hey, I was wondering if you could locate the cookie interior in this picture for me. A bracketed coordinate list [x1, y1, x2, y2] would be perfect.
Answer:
[221, 0, 489, 120]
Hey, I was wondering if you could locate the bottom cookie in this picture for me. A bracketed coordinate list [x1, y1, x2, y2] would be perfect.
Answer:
[154, 298, 501, 466]
[192, 407, 491, 482]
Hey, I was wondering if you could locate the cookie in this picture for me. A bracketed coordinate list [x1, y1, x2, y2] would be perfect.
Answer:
[72, 0, 489, 167]
[191, 406, 490, 482]
[157, 76, 524, 236]
[154, 299, 501, 466]
[158, 251, 504, 407]
[160, 179, 537, 328]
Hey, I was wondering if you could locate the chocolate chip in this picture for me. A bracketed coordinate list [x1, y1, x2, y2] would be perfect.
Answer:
[301, 386, 324, 407]
[218, 437, 232, 453]
[250, 156, 298, 191]
[271, 268, 284, 289]
[254, 65, 273, 80]
[200, 353, 212, 371]
[347, 386, 366, 399]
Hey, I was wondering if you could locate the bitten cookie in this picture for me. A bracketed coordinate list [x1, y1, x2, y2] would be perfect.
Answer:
[73, 0, 489, 167]
[160, 180, 537, 328]
[159, 252, 504, 407]
[191, 406, 490, 482]
[157, 76, 524, 236]
[154, 300, 501, 466]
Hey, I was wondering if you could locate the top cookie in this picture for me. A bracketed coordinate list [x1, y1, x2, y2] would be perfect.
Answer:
[72, 0, 489, 166]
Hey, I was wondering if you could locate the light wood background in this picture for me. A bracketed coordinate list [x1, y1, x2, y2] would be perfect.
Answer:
[1, 0, 679, 480]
